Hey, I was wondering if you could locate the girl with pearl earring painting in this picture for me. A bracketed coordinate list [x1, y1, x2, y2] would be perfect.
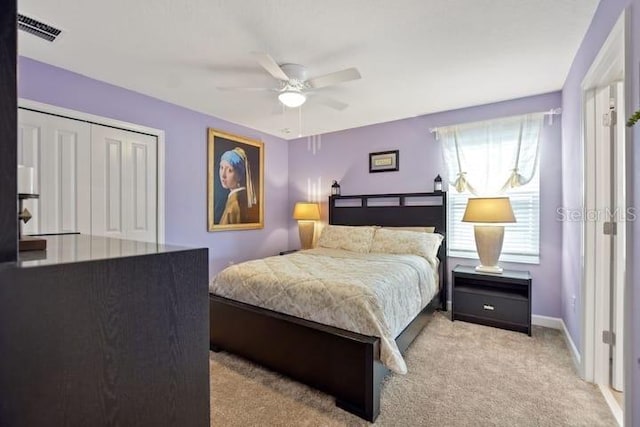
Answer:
[218, 147, 258, 224]
[208, 129, 263, 231]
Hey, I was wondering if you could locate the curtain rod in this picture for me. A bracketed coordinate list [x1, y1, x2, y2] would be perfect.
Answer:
[428, 108, 563, 137]
[542, 107, 563, 125]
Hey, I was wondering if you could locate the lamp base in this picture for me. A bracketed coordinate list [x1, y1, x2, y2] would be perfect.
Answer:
[473, 225, 505, 275]
[475, 265, 503, 274]
[297, 220, 315, 250]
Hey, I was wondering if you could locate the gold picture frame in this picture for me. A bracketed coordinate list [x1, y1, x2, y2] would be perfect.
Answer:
[207, 128, 264, 231]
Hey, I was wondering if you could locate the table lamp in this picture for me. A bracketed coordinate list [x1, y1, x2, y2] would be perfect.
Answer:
[462, 197, 516, 273]
[293, 202, 320, 250]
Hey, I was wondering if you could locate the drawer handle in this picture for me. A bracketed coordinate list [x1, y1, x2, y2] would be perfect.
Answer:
[483, 304, 495, 311]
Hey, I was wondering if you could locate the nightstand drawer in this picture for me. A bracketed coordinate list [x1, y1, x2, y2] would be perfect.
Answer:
[454, 289, 528, 326]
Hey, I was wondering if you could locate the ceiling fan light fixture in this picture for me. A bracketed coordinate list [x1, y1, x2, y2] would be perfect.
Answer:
[278, 90, 306, 108]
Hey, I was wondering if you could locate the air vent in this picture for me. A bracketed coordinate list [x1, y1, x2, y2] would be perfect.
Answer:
[18, 14, 62, 42]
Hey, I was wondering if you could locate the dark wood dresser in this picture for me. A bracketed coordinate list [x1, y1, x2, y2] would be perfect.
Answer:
[0, 235, 210, 426]
[452, 265, 532, 336]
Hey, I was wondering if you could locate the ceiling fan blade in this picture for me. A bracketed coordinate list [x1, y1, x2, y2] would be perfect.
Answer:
[216, 86, 275, 92]
[314, 95, 349, 111]
[251, 52, 290, 81]
[308, 68, 361, 89]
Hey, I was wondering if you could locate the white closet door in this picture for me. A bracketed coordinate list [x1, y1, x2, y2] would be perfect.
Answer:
[91, 124, 157, 243]
[17, 109, 91, 235]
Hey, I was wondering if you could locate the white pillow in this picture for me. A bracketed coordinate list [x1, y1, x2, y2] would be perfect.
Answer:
[316, 225, 376, 253]
[370, 228, 444, 260]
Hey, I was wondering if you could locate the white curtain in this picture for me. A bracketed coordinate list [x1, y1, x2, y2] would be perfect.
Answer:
[439, 113, 544, 196]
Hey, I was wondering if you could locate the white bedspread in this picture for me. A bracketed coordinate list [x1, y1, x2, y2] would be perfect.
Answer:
[209, 248, 439, 374]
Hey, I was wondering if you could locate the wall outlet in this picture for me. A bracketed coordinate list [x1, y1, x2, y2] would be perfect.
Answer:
[571, 295, 577, 313]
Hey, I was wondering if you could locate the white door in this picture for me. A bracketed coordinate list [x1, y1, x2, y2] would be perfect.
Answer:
[91, 124, 158, 243]
[588, 83, 625, 393]
[17, 109, 91, 236]
[610, 82, 625, 392]
[591, 85, 613, 389]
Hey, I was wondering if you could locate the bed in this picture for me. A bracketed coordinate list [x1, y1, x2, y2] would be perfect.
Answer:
[209, 192, 448, 422]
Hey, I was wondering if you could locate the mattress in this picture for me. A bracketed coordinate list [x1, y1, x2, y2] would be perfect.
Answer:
[209, 247, 439, 374]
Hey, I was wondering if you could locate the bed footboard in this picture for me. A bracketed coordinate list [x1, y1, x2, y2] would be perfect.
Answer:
[210, 295, 384, 421]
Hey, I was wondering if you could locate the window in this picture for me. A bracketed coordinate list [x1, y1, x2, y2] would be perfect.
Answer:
[439, 113, 542, 264]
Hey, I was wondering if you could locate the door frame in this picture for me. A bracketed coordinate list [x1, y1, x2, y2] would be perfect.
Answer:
[18, 98, 166, 244]
[580, 9, 631, 426]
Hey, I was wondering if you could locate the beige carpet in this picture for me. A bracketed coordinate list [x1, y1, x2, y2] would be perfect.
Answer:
[210, 313, 615, 426]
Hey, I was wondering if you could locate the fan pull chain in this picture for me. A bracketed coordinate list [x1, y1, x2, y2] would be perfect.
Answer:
[298, 105, 303, 137]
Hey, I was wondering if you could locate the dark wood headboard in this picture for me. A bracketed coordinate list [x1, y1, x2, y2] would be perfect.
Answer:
[329, 192, 448, 310]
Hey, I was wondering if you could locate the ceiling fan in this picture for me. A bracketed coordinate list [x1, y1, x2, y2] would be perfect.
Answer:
[217, 52, 361, 110]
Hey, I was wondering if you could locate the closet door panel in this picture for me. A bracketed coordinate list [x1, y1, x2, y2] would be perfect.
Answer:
[92, 132, 124, 237]
[127, 136, 156, 242]
[92, 125, 157, 243]
[106, 138, 124, 233]
[57, 129, 80, 233]
[17, 109, 91, 235]
[132, 143, 149, 232]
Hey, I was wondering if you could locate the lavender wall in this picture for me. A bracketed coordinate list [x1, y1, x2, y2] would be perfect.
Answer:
[288, 92, 563, 318]
[18, 57, 290, 276]
[562, 0, 639, 419]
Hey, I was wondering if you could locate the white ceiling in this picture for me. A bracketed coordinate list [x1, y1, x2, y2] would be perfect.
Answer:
[18, 0, 599, 140]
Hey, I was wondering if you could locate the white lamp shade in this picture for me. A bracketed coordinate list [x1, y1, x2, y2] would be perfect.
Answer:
[462, 197, 516, 223]
[292, 202, 320, 220]
[278, 90, 306, 108]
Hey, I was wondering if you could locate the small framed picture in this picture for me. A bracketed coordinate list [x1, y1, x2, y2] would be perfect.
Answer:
[369, 150, 399, 173]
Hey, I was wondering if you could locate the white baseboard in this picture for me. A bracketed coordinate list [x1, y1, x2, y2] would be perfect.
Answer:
[598, 384, 623, 427]
[532, 314, 563, 329]
[532, 315, 581, 371]
[561, 319, 582, 369]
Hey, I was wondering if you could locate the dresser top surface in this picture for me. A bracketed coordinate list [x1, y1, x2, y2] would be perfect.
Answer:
[17, 234, 204, 268]
[453, 264, 531, 281]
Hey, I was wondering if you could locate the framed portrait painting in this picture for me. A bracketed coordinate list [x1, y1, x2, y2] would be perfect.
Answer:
[207, 128, 264, 231]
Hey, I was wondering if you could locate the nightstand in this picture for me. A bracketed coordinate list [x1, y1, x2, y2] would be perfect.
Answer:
[452, 265, 532, 336]
[279, 249, 299, 256]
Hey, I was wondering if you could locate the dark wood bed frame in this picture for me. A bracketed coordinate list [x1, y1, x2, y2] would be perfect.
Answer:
[209, 192, 447, 422]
